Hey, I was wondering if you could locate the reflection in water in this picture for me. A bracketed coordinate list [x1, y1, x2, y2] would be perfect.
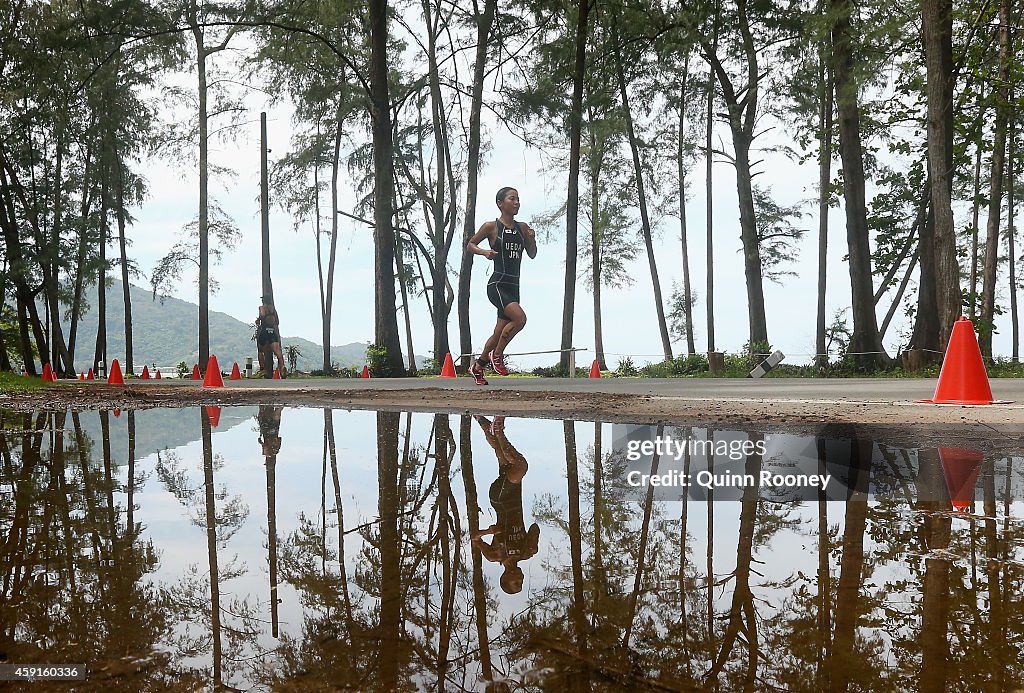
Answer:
[472, 416, 540, 594]
[0, 410, 1022, 690]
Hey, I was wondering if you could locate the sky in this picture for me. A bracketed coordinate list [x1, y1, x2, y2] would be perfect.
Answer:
[124, 44, 1021, 373]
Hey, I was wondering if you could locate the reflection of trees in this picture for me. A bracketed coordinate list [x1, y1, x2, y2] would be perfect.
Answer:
[155, 407, 259, 687]
[0, 410, 168, 689]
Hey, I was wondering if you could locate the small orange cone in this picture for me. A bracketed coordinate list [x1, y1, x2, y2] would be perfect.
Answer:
[113, 408, 121, 418]
[440, 353, 457, 378]
[206, 406, 222, 428]
[361, 365, 371, 378]
[155, 369, 162, 379]
[589, 359, 601, 378]
[273, 368, 281, 379]
[108, 359, 125, 385]
[203, 355, 225, 388]
[920, 317, 1011, 404]
[939, 447, 984, 512]
[42, 363, 54, 381]
[230, 362, 241, 380]
[140, 365, 151, 379]
[191, 363, 201, 380]
[87, 368, 94, 380]
[79, 372, 84, 380]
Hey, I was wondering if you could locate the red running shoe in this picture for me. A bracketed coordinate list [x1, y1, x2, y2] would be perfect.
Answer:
[489, 350, 509, 375]
[470, 361, 488, 385]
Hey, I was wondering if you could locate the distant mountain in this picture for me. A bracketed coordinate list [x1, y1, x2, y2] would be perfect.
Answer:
[64, 283, 373, 373]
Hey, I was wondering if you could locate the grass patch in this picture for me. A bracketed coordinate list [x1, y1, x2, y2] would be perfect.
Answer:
[0, 371, 51, 394]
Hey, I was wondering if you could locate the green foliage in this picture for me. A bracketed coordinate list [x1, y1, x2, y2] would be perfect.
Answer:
[285, 344, 302, 373]
[615, 356, 638, 377]
[640, 353, 710, 377]
[366, 344, 392, 378]
[176, 361, 190, 379]
[0, 372, 49, 394]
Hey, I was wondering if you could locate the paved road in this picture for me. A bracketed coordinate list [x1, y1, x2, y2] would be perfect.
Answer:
[127, 376, 1024, 403]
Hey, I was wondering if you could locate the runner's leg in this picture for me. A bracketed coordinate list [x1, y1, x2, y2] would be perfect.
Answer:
[494, 302, 526, 357]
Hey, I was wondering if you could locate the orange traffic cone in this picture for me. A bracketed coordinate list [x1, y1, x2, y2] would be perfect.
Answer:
[919, 316, 1011, 404]
[140, 365, 151, 380]
[79, 372, 85, 380]
[41, 363, 54, 381]
[230, 362, 241, 380]
[203, 355, 225, 388]
[87, 368, 94, 380]
[589, 359, 601, 378]
[361, 365, 371, 378]
[440, 353, 457, 378]
[939, 447, 984, 512]
[273, 368, 281, 379]
[108, 359, 125, 385]
[155, 369, 162, 379]
[206, 405, 222, 428]
[191, 363, 201, 380]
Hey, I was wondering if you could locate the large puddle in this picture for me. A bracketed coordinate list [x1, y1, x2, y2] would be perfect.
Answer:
[0, 407, 1021, 691]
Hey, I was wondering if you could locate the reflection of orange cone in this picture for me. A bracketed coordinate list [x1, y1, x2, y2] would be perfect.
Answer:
[939, 447, 984, 512]
[203, 355, 225, 388]
[140, 365, 151, 380]
[921, 316, 1005, 404]
[440, 353, 457, 378]
[155, 369, 162, 379]
[361, 365, 370, 378]
[108, 359, 125, 385]
[273, 368, 281, 379]
[589, 359, 601, 378]
[230, 363, 241, 380]
[206, 406, 222, 428]
[113, 408, 121, 418]
[191, 363, 201, 380]
[87, 368, 94, 380]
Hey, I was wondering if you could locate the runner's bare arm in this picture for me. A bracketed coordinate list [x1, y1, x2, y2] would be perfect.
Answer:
[467, 221, 498, 259]
[522, 222, 537, 258]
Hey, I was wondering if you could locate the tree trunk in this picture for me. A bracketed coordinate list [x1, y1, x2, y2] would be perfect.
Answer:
[705, 3, 720, 354]
[589, 122, 607, 370]
[200, 409, 224, 687]
[911, 201, 940, 358]
[458, 0, 497, 372]
[922, 0, 959, 349]
[261, 112, 273, 304]
[969, 86, 985, 320]
[1008, 113, 1018, 361]
[830, 0, 888, 369]
[560, 0, 593, 374]
[678, 70, 696, 356]
[68, 138, 95, 366]
[189, 14, 211, 372]
[980, 0, 1011, 359]
[324, 109, 344, 373]
[369, 0, 406, 376]
[613, 16, 673, 361]
[816, 38, 833, 368]
[114, 150, 134, 375]
[94, 163, 108, 374]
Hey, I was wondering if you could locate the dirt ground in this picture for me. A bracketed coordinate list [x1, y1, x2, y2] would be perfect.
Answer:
[2, 382, 1022, 454]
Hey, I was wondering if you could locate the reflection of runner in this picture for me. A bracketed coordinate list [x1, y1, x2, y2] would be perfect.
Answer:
[257, 405, 283, 457]
[471, 415, 540, 594]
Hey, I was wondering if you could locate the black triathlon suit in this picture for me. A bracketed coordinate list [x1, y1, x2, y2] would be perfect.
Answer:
[487, 219, 524, 321]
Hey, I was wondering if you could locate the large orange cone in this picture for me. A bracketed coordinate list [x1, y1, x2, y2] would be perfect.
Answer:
[589, 359, 601, 378]
[108, 359, 125, 385]
[206, 405, 222, 428]
[140, 365, 151, 380]
[191, 363, 201, 380]
[920, 317, 1010, 404]
[440, 353, 457, 378]
[203, 355, 225, 388]
[41, 363, 54, 381]
[87, 368, 94, 380]
[361, 365, 371, 378]
[230, 362, 241, 380]
[939, 447, 984, 512]
[155, 369, 162, 379]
